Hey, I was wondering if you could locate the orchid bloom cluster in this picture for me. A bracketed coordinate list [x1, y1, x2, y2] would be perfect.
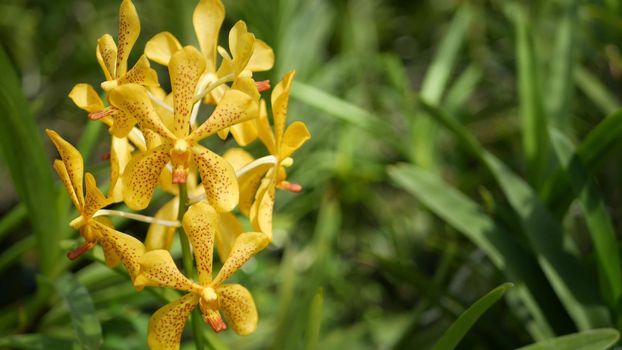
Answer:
[46, 0, 310, 348]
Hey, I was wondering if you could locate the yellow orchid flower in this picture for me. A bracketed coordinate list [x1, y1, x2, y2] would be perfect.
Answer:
[108, 46, 259, 212]
[69, 0, 158, 142]
[68, 83, 146, 203]
[144, 0, 273, 146]
[134, 201, 270, 349]
[97, 0, 158, 92]
[241, 71, 311, 238]
[46, 129, 144, 281]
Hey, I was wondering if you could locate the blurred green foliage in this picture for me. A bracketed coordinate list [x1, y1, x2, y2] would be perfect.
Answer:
[2, 0, 622, 349]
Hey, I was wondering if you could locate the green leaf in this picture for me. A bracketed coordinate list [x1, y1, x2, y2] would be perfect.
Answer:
[549, 128, 622, 308]
[516, 328, 620, 350]
[53, 273, 102, 350]
[431, 283, 513, 350]
[574, 67, 619, 115]
[0, 334, 76, 350]
[410, 5, 473, 167]
[512, 4, 550, 188]
[304, 288, 324, 350]
[0, 44, 61, 277]
[543, 108, 622, 216]
[418, 98, 610, 330]
[388, 164, 563, 338]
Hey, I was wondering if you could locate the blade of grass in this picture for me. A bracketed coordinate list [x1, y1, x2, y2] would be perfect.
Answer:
[0, 203, 26, 242]
[304, 288, 324, 350]
[512, 3, 550, 188]
[516, 328, 620, 350]
[542, 108, 622, 217]
[574, 67, 619, 115]
[547, 0, 577, 133]
[389, 164, 567, 338]
[0, 45, 61, 278]
[418, 98, 610, 330]
[410, 5, 473, 167]
[0, 334, 76, 350]
[53, 273, 102, 350]
[431, 283, 513, 350]
[549, 128, 622, 310]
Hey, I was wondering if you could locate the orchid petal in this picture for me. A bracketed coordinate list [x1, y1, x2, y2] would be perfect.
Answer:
[134, 249, 197, 292]
[193, 0, 224, 72]
[118, 55, 159, 88]
[93, 221, 144, 281]
[256, 100, 276, 155]
[148, 293, 199, 350]
[145, 32, 182, 66]
[170, 46, 206, 137]
[109, 136, 132, 202]
[68, 84, 105, 113]
[271, 71, 295, 147]
[216, 212, 243, 262]
[52, 160, 81, 210]
[183, 201, 217, 285]
[83, 173, 112, 218]
[145, 197, 179, 251]
[229, 21, 254, 75]
[191, 145, 239, 212]
[109, 83, 176, 141]
[246, 39, 274, 72]
[46, 129, 84, 208]
[96, 34, 117, 81]
[279, 121, 311, 159]
[188, 89, 258, 143]
[238, 162, 272, 217]
[122, 145, 170, 210]
[94, 216, 120, 267]
[217, 284, 258, 336]
[116, 0, 140, 77]
[212, 232, 270, 286]
[250, 176, 275, 238]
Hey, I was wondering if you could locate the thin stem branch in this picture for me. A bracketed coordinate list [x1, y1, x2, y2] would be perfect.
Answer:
[94, 209, 180, 227]
[147, 90, 174, 113]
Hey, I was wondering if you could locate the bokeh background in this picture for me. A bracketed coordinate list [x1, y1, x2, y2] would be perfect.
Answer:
[2, 0, 622, 349]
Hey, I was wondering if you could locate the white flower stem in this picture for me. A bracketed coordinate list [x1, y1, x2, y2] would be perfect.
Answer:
[93, 209, 181, 227]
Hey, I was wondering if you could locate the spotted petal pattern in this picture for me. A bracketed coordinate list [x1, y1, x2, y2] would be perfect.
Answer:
[148, 293, 200, 350]
[218, 284, 258, 336]
[134, 250, 198, 292]
[192, 144, 239, 212]
[122, 145, 170, 210]
[183, 201, 217, 286]
[212, 232, 270, 286]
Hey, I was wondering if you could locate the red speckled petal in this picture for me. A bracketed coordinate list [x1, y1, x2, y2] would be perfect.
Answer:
[122, 144, 170, 210]
[191, 145, 239, 212]
[189, 89, 258, 143]
[148, 293, 199, 350]
[96, 34, 117, 81]
[183, 201, 217, 286]
[93, 221, 144, 282]
[211, 232, 270, 286]
[46, 129, 85, 209]
[108, 83, 176, 141]
[217, 284, 258, 336]
[116, 0, 140, 77]
[83, 173, 112, 218]
[134, 249, 198, 292]
[169, 46, 206, 137]
[118, 55, 159, 88]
